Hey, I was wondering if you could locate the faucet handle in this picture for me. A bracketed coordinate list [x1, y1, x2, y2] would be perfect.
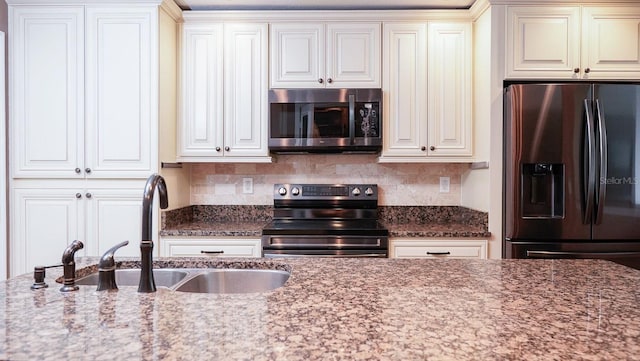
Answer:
[97, 241, 130, 291]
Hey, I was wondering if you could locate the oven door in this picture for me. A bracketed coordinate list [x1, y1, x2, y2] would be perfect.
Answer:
[262, 235, 389, 258]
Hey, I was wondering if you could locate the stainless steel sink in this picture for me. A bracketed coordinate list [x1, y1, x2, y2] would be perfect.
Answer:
[75, 269, 189, 288]
[173, 269, 291, 294]
[74, 267, 290, 293]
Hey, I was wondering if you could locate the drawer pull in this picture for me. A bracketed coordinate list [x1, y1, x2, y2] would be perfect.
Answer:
[426, 251, 451, 256]
[201, 250, 224, 255]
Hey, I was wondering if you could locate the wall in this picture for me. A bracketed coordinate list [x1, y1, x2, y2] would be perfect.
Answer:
[1, 0, 7, 279]
[190, 155, 469, 206]
[158, 4, 191, 212]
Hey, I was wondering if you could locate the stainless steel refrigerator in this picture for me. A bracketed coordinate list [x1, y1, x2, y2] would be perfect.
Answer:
[503, 83, 640, 269]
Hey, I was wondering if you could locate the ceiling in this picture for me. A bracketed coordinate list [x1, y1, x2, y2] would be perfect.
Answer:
[175, 0, 477, 10]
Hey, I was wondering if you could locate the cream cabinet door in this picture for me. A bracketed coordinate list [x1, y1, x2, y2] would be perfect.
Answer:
[506, 6, 581, 79]
[160, 238, 262, 257]
[269, 22, 380, 88]
[269, 23, 324, 88]
[11, 188, 83, 276]
[85, 188, 144, 258]
[390, 239, 488, 259]
[427, 22, 472, 157]
[178, 23, 224, 158]
[223, 23, 269, 158]
[380, 23, 428, 159]
[326, 23, 381, 88]
[10, 7, 85, 178]
[581, 6, 640, 79]
[85, 7, 157, 178]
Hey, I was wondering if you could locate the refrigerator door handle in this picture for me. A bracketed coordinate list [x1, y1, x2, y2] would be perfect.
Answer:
[583, 99, 596, 225]
[594, 99, 608, 225]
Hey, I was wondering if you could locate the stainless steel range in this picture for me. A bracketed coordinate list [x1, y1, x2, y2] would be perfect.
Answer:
[261, 184, 389, 258]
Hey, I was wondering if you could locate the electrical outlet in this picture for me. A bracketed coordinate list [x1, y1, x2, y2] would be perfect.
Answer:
[242, 178, 253, 194]
[439, 177, 450, 193]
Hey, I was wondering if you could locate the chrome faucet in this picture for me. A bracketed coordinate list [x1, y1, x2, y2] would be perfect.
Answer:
[138, 173, 169, 293]
[97, 241, 129, 291]
[60, 240, 84, 292]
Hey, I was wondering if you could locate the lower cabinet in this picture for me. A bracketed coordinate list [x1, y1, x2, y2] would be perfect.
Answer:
[10, 182, 145, 276]
[390, 239, 488, 259]
[160, 237, 262, 258]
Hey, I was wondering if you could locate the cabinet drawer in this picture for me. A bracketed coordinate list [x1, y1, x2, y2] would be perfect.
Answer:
[391, 239, 487, 259]
[160, 238, 261, 258]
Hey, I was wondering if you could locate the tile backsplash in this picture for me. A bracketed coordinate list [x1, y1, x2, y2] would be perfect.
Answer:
[190, 154, 468, 206]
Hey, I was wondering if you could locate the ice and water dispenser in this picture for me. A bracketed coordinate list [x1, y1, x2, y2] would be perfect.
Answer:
[521, 163, 564, 219]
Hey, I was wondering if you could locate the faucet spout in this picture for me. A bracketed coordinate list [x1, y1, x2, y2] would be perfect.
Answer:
[138, 173, 169, 293]
[60, 240, 84, 292]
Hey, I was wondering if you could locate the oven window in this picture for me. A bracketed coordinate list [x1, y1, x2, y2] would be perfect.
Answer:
[270, 103, 349, 139]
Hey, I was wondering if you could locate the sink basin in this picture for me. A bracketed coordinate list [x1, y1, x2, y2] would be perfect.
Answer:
[75, 268, 189, 288]
[174, 269, 291, 294]
[73, 267, 290, 293]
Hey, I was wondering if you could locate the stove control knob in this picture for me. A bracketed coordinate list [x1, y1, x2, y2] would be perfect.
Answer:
[277, 187, 287, 196]
[291, 187, 300, 196]
[365, 187, 374, 196]
[352, 187, 361, 196]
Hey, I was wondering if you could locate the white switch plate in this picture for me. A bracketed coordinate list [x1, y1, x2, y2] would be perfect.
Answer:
[439, 177, 450, 193]
[242, 178, 253, 194]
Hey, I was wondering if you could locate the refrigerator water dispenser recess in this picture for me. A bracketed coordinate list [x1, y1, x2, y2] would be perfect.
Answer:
[521, 163, 564, 219]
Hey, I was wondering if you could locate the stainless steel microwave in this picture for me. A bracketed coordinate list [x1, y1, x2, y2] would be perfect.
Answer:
[268, 88, 382, 153]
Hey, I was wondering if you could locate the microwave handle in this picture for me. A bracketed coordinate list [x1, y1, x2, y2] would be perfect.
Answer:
[349, 94, 355, 145]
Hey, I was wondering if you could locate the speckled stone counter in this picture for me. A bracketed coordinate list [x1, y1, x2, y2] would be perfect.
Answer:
[160, 205, 490, 238]
[2, 257, 639, 360]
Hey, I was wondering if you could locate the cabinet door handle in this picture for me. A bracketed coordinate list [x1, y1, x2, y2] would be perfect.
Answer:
[421, 146, 426, 151]
[75, 168, 81, 174]
[430, 146, 436, 151]
[85, 193, 92, 199]
[224, 146, 230, 151]
[201, 250, 224, 255]
[584, 68, 591, 74]
[426, 251, 451, 256]
[215, 147, 221, 152]
[327, 78, 333, 84]
[574, 68, 580, 73]
[75, 193, 82, 199]
[318, 78, 324, 84]
[85, 168, 92, 174]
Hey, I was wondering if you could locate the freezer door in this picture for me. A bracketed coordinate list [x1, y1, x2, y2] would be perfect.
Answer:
[592, 84, 640, 240]
[505, 240, 640, 270]
[504, 84, 592, 240]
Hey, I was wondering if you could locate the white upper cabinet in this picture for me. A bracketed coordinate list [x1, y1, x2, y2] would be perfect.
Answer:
[506, 6, 640, 79]
[10, 7, 85, 178]
[84, 7, 156, 177]
[270, 22, 381, 88]
[10, 6, 158, 178]
[581, 6, 640, 78]
[178, 22, 270, 162]
[381, 23, 428, 158]
[224, 23, 269, 158]
[178, 23, 224, 158]
[380, 21, 473, 163]
[427, 22, 472, 157]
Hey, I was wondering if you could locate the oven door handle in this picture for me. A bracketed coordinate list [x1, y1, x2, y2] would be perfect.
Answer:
[263, 253, 387, 258]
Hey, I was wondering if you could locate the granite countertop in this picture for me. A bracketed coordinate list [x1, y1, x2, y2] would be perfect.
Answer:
[160, 205, 491, 238]
[2, 257, 639, 360]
